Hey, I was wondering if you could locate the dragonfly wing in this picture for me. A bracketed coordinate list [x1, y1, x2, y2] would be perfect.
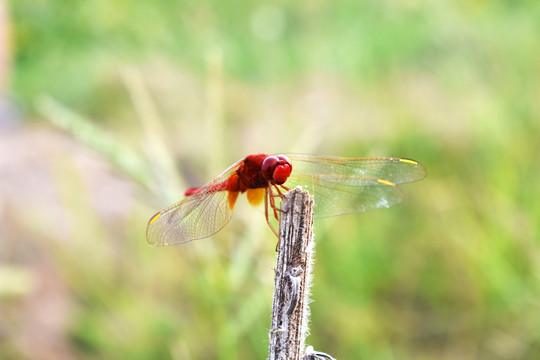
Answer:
[285, 155, 426, 217]
[285, 173, 404, 217]
[287, 154, 426, 185]
[146, 157, 246, 246]
[146, 190, 233, 246]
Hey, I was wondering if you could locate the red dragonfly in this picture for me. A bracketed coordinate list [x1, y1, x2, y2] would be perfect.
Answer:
[146, 154, 426, 246]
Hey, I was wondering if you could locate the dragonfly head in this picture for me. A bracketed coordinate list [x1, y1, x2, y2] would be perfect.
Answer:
[261, 155, 292, 185]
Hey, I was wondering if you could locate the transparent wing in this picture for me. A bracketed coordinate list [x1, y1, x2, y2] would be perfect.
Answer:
[146, 191, 233, 246]
[146, 158, 244, 246]
[284, 154, 426, 218]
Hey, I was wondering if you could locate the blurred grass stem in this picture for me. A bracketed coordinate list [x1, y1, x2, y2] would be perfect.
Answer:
[204, 45, 226, 176]
[36, 96, 152, 190]
[121, 66, 184, 202]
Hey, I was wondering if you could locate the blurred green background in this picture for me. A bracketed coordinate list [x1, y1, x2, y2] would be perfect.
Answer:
[1, 0, 540, 359]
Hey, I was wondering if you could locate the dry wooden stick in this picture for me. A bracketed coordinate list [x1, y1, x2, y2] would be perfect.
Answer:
[268, 188, 336, 360]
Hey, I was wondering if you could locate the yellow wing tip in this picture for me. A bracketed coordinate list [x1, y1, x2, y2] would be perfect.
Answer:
[146, 212, 162, 246]
[148, 212, 162, 225]
[377, 178, 396, 187]
[399, 158, 419, 165]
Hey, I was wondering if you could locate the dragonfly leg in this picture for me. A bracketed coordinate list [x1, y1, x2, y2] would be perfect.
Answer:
[264, 188, 280, 243]
[270, 183, 288, 198]
[268, 186, 283, 220]
[278, 184, 290, 193]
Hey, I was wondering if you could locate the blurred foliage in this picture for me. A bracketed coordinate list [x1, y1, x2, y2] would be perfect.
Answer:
[2, 0, 540, 359]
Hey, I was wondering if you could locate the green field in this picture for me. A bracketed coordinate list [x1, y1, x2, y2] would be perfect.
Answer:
[2, 1, 540, 359]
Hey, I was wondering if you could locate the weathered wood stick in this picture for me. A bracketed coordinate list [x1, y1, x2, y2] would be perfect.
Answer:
[268, 187, 315, 360]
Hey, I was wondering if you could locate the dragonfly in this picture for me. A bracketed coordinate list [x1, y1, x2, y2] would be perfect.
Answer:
[146, 154, 426, 246]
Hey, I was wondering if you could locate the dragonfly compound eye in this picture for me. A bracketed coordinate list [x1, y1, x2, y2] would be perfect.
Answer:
[277, 154, 291, 165]
[272, 156, 292, 184]
[262, 156, 280, 181]
[273, 163, 292, 184]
